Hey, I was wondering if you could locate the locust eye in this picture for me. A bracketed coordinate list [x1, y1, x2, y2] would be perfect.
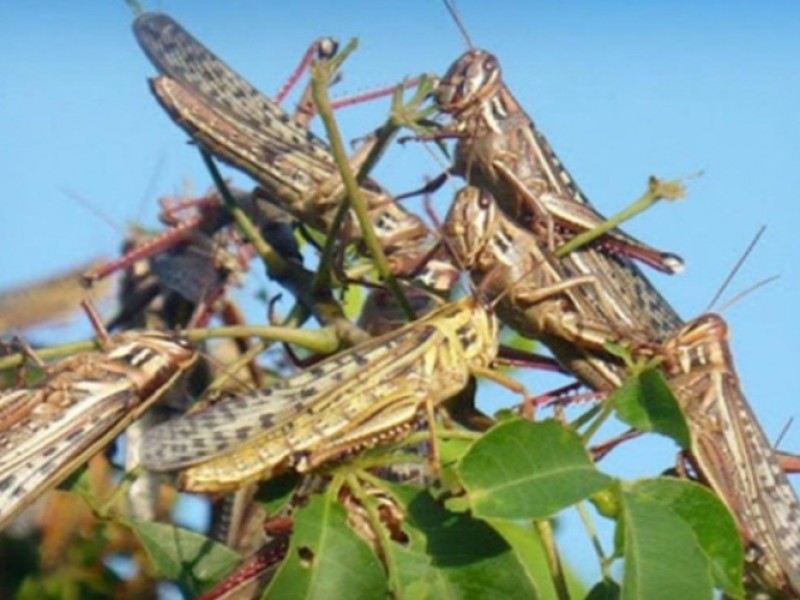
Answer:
[483, 56, 498, 73]
[478, 193, 492, 209]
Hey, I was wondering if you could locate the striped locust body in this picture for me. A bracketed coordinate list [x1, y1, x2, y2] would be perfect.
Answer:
[434, 49, 685, 328]
[0, 332, 197, 530]
[141, 296, 499, 492]
[443, 185, 667, 392]
[133, 13, 455, 292]
[661, 315, 800, 597]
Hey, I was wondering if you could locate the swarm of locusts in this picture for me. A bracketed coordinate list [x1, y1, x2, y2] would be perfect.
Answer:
[1, 5, 798, 599]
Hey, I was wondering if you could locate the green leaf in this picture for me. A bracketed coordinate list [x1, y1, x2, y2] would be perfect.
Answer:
[585, 579, 621, 600]
[488, 518, 587, 600]
[342, 279, 365, 321]
[385, 541, 436, 600]
[439, 434, 474, 466]
[400, 486, 540, 599]
[458, 419, 613, 519]
[438, 433, 476, 496]
[631, 479, 743, 598]
[612, 368, 691, 448]
[129, 520, 241, 595]
[264, 487, 387, 599]
[502, 329, 538, 354]
[619, 484, 714, 600]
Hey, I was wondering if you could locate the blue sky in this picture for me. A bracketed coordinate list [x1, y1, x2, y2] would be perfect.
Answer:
[2, 0, 800, 589]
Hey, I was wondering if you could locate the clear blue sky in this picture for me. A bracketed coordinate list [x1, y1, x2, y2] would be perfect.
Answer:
[2, 0, 800, 590]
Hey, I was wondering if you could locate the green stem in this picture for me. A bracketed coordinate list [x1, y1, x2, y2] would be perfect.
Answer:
[354, 75, 437, 181]
[203, 151, 368, 347]
[201, 151, 287, 276]
[0, 325, 338, 373]
[0, 339, 98, 370]
[580, 397, 616, 445]
[397, 427, 480, 451]
[205, 341, 267, 393]
[556, 177, 685, 258]
[535, 519, 571, 600]
[310, 40, 414, 320]
[186, 324, 339, 355]
[310, 190, 352, 294]
[98, 466, 143, 519]
[575, 501, 612, 580]
[353, 452, 427, 473]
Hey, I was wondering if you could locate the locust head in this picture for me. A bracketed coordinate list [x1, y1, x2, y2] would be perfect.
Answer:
[110, 331, 198, 396]
[442, 186, 499, 270]
[135, 332, 198, 367]
[436, 50, 503, 115]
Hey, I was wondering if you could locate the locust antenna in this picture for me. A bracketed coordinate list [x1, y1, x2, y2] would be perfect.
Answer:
[61, 155, 166, 236]
[134, 154, 167, 223]
[774, 416, 794, 451]
[61, 188, 127, 237]
[704, 225, 766, 312]
[704, 223, 779, 315]
[713, 274, 780, 315]
[198, 345, 263, 395]
[442, 0, 475, 50]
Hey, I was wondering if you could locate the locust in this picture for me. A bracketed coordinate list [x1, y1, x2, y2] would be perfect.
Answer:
[141, 295, 499, 492]
[133, 13, 455, 295]
[0, 330, 197, 530]
[433, 43, 685, 277]
[660, 315, 800, 597]
[86, 187, 279, 331]
[443, 185, 666, 392]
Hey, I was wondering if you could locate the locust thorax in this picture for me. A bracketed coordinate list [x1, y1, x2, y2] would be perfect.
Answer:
[108, 332, 198, 397]
[435, 49, 503, 115]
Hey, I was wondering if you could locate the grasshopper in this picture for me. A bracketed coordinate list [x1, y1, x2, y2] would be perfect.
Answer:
[86, 187, 276, 331]
[0, 330, 197, 530]
[660, 315, 800, 597]
[141, 295, 499, 492]
[133, 13, 455, 294]
[433, 45, 685, 277]
[443, 185, 667, 392]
